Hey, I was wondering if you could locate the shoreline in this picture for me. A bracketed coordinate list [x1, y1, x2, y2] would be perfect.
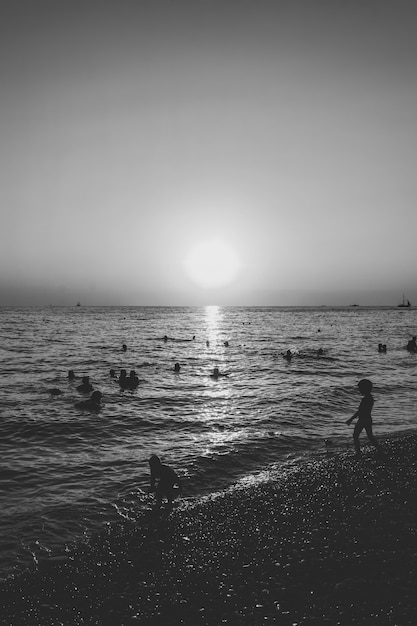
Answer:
[1, 432, 417, 625]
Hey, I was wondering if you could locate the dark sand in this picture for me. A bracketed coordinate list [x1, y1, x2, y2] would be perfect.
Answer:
[1, 433, 417, 625]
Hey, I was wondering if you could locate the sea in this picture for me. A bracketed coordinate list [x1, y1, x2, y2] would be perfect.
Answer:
[0, 305, 416, 580]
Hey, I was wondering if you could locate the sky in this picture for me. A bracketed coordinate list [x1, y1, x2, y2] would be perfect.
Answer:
[1, 0, 416, 306]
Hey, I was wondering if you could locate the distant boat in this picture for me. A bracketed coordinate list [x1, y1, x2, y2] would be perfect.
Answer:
[76, 302, 81, 307]
[398, 295, 411, 308]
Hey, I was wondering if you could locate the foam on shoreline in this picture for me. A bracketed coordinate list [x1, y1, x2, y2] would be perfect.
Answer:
[1, 431, 417, 625]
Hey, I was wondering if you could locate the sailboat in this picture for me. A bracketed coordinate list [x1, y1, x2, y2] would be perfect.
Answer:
[398, 295, 411, 308]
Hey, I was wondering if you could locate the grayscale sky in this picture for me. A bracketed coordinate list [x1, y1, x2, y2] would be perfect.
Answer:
[1, 0, 416, 306]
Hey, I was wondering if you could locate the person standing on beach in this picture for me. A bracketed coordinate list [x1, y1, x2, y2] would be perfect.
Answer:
[346, 378, 380, 458]
[148, 455, 182, 508]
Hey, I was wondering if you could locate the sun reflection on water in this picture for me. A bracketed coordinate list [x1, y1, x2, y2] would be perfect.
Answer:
[204, 305, 221, 342]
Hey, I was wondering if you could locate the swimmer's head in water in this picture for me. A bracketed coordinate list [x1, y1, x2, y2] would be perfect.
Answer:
[149, 454, 161, 468]
[358, 378, 372, 394]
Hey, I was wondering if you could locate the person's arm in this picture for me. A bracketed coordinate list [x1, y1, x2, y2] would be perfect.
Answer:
[346, 410, 359, 426]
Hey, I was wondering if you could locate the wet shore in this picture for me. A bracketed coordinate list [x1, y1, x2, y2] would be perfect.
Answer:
[1, 432, 417, 625]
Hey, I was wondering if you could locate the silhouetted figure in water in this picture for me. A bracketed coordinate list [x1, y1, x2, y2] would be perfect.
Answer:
[128, 370, 139, 388]
[283, 350, 292, 361]
[68, 370, 75, 381]
[346, 378, 380, 458]
[148, 454, 182, 508]
[76, 376, 93, 393]
[210, 367, 229, 379]
[378, 343, 387, 353]
[122, 344, 127, 352]
[75, 390, 102, 413]
[406, 336, 417, 353]
[118, 369, 139, 390]
[110, 369, 117, 378]
[174, 362, 181, 373]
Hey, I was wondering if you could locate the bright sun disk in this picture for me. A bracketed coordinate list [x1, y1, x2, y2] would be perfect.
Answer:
[184, 240, 240, 288]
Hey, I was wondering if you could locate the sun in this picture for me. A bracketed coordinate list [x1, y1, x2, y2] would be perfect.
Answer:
[184, 240, 241, 288]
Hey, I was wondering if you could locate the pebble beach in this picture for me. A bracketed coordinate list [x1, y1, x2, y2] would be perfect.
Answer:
[1, 431, 416, 625]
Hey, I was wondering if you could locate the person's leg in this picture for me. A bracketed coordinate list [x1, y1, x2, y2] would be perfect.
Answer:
[165, 484, 178, 509]
[157, 482, 175, 508]
[364, 421, 380, 448]
[155, 485, 164, 508]
[353, 421, 364, 456]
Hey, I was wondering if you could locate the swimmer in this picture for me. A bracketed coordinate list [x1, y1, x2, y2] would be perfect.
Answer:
[122, 344, 127, 352]
[128, 370, 139, 389]
[68, 370, 75, 381]
[283, 350, 292, 361]
[210, 367, 229, 379]
[148, 454, 182, 509]
[224, 341, 229, 347]
[110, 369, 117, 378]
[406, 336, 417, 353]
[118, 369, 127, 383]
[174, 363, 181, 373]
[119, 369, 139, 390]
[75, 390, 102, 413]
[76, 376, 93, 393]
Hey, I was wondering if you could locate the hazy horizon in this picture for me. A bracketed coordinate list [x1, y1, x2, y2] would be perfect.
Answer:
[1, 0, 416, 308]
[0, 283, 412, 308]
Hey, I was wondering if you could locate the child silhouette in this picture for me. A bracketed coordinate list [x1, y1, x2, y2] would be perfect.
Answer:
[346, 378, 380, 458]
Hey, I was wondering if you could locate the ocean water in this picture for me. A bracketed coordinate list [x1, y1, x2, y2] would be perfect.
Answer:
[0, 305, 416, 579]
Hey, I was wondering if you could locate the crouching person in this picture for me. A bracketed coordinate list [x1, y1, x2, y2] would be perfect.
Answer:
[148, 454, 182, 509]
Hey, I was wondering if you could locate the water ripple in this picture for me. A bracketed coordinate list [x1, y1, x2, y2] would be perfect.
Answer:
[0, 305, 416, 577]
